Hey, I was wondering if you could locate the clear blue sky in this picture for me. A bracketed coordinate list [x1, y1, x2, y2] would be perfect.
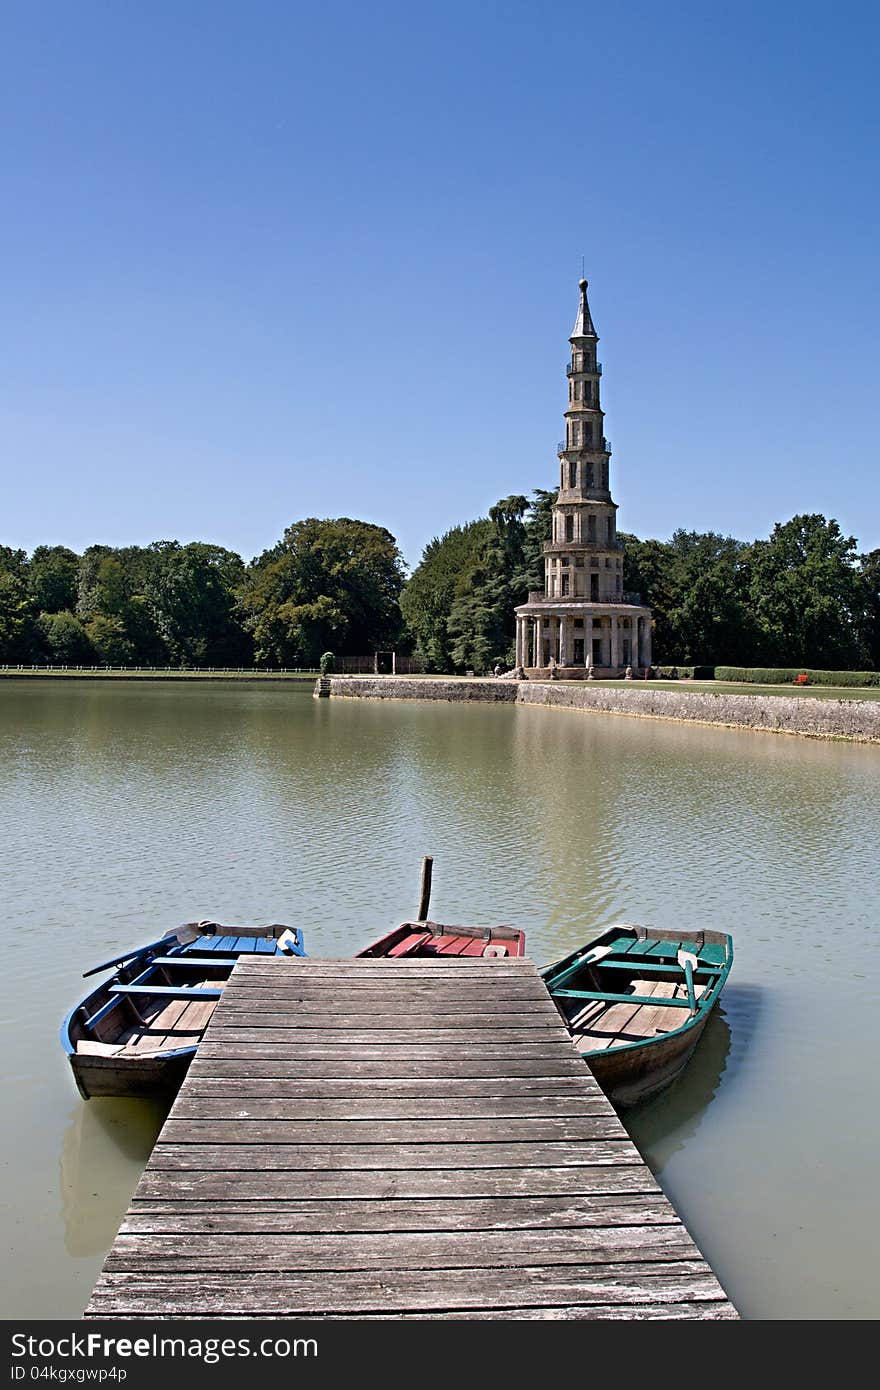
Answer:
[2, 1, 878, 571]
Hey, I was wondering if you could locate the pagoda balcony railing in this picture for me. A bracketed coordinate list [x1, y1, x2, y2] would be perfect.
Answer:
[558, 437, 610, 454]
[523, 589, 642, 609]
[544, 538, 624, 553]
[567, 361, 602, 376]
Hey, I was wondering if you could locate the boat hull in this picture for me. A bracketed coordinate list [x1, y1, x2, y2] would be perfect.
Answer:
[62, 921, 305, 1100]
[541, 924, 732, 1108]
[586, 1004, 714, 1107]
[69, 1050, 192, 1101]
[358, 920, 526, 958]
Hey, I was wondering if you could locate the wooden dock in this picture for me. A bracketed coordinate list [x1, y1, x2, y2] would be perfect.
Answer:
[86, 956, 737, 1319]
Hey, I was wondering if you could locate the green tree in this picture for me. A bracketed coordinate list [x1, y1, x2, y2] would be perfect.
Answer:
[522, 489, 555, 591]
[84, 614, 135, 665]
[28, 546, 79, 614]
[0, 547, 34, 661]
[400, 520, 491, 672]
[665, 531, 753, 665]
[76, 546, 166, 663]
[621, 533, 676, 655]
[144, 542, 249, 665]
[239, 518, 406, 666]
[402, 489, 554, 673]
[37, 610, 93, 663]
[77, 548, 129, 621]
[746, 514, 863, 668]
[453, 494, 532, 670]
[622, 530, 753, 665]
[859, 549, 880, 670]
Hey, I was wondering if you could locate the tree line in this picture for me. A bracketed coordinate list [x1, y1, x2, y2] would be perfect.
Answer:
[1, 499, 878, 672]
[0, 520, 406, 668]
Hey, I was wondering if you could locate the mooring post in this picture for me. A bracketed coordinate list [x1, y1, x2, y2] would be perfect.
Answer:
[417, 855, 434, 921]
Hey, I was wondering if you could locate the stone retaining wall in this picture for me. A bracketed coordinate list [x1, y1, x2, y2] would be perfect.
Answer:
[320, 675, 880, 742]
[517, 681, 880, 743]
[321, 676, 518, 703]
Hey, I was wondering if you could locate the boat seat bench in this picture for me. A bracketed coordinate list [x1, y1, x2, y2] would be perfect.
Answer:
[554, 987, 695, 1009]
[148, 956, 236, 968]
[109, 984, 224, 1000]
[595, 959, 722, 976]
[192, 935, 281, 954]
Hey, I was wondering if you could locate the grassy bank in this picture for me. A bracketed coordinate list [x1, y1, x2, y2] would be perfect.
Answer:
[0, 667, 318, 682]
[560, 679, 880, 702]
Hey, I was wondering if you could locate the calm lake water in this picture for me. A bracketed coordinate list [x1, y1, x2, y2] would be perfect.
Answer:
[2, 679, 879, 1319]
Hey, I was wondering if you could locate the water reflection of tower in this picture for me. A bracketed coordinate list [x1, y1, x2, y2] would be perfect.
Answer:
[506, 701, 629, 961]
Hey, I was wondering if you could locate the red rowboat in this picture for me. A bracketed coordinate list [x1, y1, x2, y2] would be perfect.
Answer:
[357, 920, 526, 958]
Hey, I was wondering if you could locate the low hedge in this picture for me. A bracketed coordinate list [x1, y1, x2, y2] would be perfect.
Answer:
[652, 665, 715, 680]
[714, 666, 880, 687]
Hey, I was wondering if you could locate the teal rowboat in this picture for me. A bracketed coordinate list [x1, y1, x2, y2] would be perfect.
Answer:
[541, 924, 733, 1107]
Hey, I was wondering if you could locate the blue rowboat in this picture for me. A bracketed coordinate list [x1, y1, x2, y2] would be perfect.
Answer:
[541, 923, 733, 1107]
[61, 920, 305, 1099]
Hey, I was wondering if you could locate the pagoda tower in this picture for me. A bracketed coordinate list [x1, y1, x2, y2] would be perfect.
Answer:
[514, 279, 652, 675]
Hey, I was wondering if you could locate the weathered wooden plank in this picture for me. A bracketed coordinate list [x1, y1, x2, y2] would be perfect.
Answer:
[85, 1261, 730, 1316]
[177, 1075, 602, 1100]
[320, 1302, 739, 1320]
[232, 965, 536, 979]
[121, 1194, 679, 1233]
[184, 1057, 591, 1078]
[158, 1115, 626, 1145]
[233, 961, 531, 973]
[169, 1095, 612, 1121]
[210, 1013, 564, 1030]
[223, 995, 546, 1011]
[222, 976, 547, 990]
[147, 1139, 641, 1170]
[226, 973, 542, 984]
[97, 1303, 737, 1320]
[194, 1038, 576, 1057]
[105, 1224, 701, 1272]
[198, 1028, 567, 1045]
[219, 984, 549, 998]
[131, 1165, 660, 1201]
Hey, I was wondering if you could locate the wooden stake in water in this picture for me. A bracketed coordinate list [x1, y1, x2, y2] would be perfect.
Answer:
[417, 856, 434, 921]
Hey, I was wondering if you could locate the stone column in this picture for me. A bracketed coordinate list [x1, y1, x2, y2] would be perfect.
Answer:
[585, 615, 594, 668]
[558, 617, 569, 667]
[631, 617, 639, 669]
[534, 616, 542, 668]
[610, 615, 619, 669]
[643, 615, 652, 669]
[515, 618, 523, 668]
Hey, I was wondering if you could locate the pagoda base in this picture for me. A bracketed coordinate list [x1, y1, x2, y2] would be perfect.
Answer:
[525, 666, 652, 681]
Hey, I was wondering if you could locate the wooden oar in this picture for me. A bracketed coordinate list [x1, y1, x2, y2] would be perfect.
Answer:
[82, 923, 200, 977]
[677, 949, 699, 1013]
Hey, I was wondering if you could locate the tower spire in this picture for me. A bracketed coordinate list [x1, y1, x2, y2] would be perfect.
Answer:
[571, 278, 597, 339]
